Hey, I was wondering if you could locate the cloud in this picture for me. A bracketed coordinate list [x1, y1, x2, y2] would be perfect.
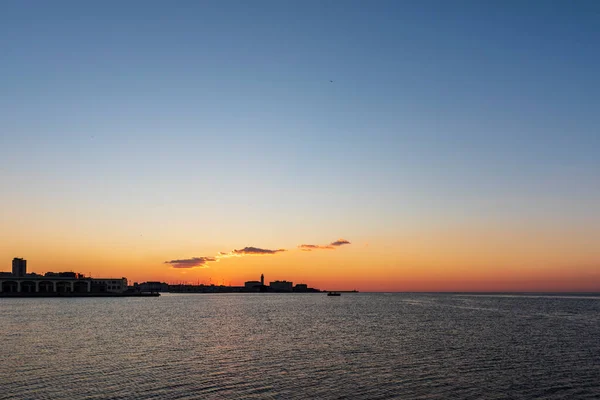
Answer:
[231, 246, 286, 255]
[164, 257, 217, 269]
[298, 239, 351, 251]
[298, 244, 334, 251]
[331, 239, 351, 247]
[166, 245, 287, 270]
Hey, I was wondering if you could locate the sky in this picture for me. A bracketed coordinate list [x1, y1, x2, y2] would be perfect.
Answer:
[1, 1, 599, 291]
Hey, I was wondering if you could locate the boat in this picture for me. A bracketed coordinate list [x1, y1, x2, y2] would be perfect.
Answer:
[327, 292, 341, 296]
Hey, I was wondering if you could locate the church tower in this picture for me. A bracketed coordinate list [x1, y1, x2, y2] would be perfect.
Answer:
[260, 273, 264, 285]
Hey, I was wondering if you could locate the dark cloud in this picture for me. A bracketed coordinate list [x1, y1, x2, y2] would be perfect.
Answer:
[298, 244, 334, 251]
[330, 239, 351, 246]
[164, 257, 216, 269]
[232, 246, 286, 255]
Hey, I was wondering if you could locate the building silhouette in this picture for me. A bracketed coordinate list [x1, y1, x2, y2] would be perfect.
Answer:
[294, 283, 308, 292]
[12, 258, 26, 277]
[1, 258, 128, 294]
[135, 281, 169, 292]
[244, 280, 262, 291]
[269, 280, 293, 292]
[140, 271, 323, 294]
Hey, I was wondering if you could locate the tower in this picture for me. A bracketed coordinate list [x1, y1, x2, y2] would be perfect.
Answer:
[12, 258, 27, 277]
[260, 273, 264, 285]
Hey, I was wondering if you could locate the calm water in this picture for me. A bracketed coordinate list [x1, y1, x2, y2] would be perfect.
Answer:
[1, 293, 599, 399]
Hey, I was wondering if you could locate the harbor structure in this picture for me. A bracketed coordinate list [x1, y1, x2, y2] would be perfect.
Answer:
[166, 274, 321, 293]
[1, 261, 324, 295]
[0, 258, 127, 294]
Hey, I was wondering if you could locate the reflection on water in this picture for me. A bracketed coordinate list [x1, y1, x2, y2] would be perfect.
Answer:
[1, 293, 599, 399]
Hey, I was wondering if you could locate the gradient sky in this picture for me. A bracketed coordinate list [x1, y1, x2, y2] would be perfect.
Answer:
[1, 1, 599, 291]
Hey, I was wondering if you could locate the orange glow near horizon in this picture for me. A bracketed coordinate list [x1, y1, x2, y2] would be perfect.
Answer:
[4, 233, 598, 292]
[2, 211, 599, 292]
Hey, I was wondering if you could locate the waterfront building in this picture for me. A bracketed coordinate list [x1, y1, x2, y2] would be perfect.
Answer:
[294, 283, 308, 292]
[244, 281, 262, 291]
[92, 278, 128, 293]
[1, 275, 92, 293]
[137, 281, 169, 292]
[0, 258, 128, 294]
[270, 280, 293, 292]
[12, 258, 26, 277]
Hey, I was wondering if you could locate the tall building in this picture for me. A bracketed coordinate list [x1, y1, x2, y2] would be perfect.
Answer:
[12, 258, 26, 277]
[260, 273, 264, 285]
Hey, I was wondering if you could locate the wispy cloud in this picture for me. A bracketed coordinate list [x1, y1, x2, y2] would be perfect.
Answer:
[298, 239, 351, 251]
[164, 257, 217, 269]
[298, 244, 334, 251]
[167, 246, 287, 270]
[231, 246, 286, 255]
[166, 239, 346, 269]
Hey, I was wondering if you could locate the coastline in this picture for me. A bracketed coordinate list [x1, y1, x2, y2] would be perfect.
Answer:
[0, 292, 160, 298]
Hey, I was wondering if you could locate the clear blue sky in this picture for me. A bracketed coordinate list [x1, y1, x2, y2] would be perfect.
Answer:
[1, 1, 599, 281]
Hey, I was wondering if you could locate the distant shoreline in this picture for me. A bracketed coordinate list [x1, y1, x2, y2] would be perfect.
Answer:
[0, 292, 160, 298]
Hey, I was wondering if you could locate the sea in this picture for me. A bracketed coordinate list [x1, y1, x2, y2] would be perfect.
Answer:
[1, 293, 599, 399]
